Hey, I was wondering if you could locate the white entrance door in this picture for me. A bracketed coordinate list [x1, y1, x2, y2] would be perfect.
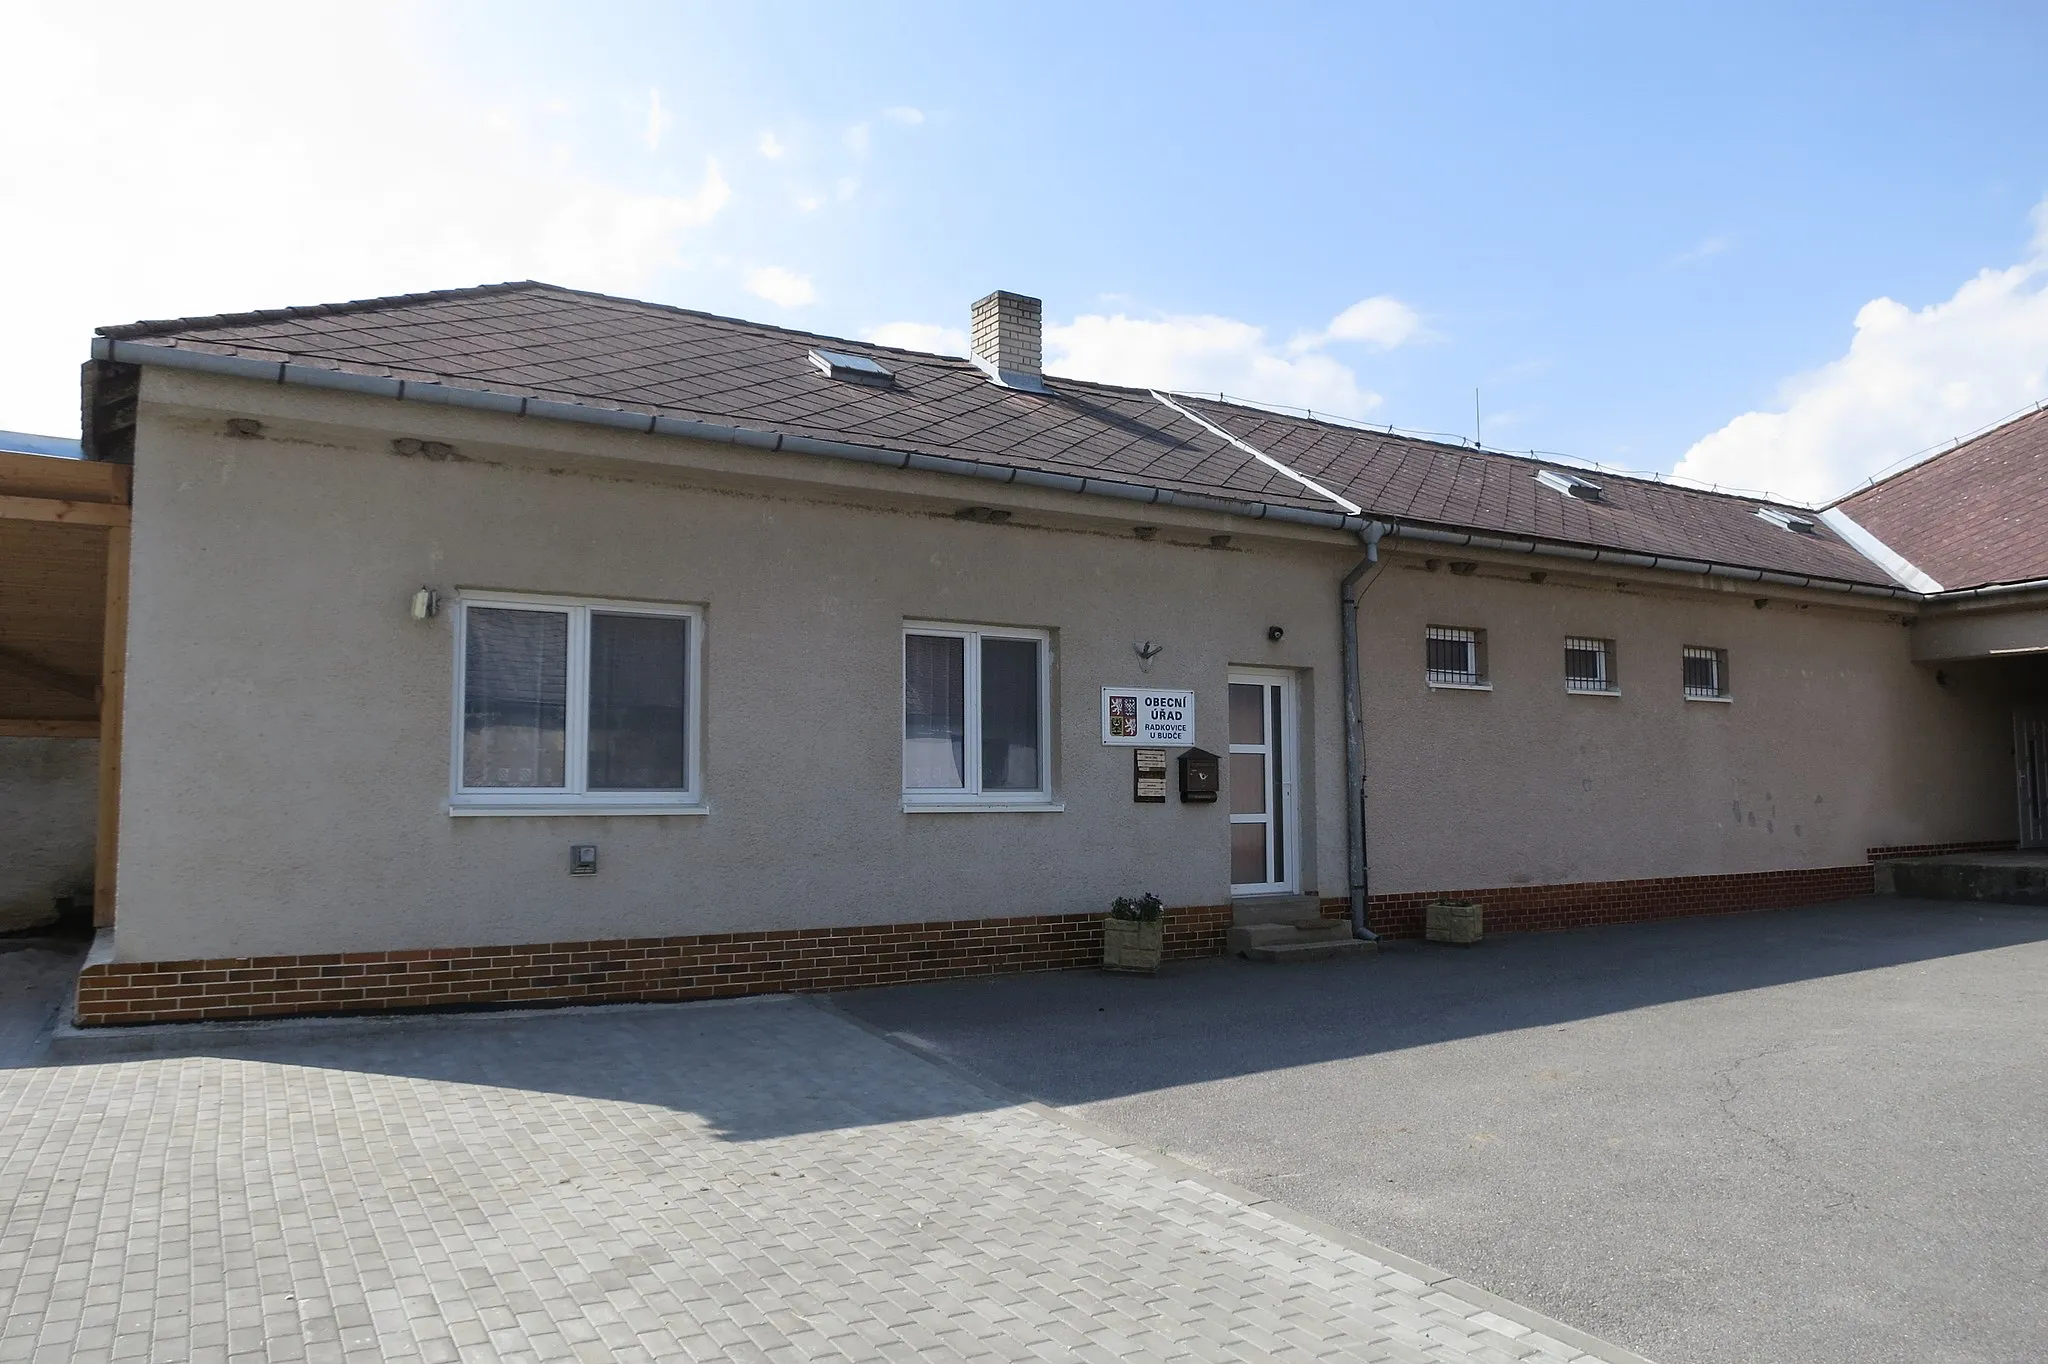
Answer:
[1228, 670, 1298, 894]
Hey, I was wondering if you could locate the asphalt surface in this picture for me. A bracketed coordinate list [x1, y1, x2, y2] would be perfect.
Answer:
[838, 898, 2048, 1364]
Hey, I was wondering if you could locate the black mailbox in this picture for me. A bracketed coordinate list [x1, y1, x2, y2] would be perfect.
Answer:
[1178, 747, 1220, 803]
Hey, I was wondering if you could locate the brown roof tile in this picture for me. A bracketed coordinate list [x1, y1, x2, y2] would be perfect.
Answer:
[99, 281, 1895, 586]
[1834, 405, 2048, 589]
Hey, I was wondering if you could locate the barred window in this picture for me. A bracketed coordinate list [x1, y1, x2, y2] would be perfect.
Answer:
[1426, 626, 1486, 687]
[1683, 646, 1729, 699]
[1565, 637, 1616, 693]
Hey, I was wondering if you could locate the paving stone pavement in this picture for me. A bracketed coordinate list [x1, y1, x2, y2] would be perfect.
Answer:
[0, 996, 1646, 1363]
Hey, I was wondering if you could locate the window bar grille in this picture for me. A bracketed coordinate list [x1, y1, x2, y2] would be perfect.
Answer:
[1565, 636, 1611, 693]
[1683, 646, 1725, 698]
[1426, 626, 1480, 686]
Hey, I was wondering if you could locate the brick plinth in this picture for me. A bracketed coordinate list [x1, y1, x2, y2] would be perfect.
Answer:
[76, 904, 1235, 1028]
[1318, 862, 1875, 939]
[76, 861, 1877, 1027]
[1865, 839, 2016, 861]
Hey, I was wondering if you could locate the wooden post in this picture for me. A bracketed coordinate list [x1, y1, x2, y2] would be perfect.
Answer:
[94, 525, 130, 929]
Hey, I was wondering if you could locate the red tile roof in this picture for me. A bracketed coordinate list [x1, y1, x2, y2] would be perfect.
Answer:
[1834, 405, 2048, 590]
[99, 281, 1895, 587]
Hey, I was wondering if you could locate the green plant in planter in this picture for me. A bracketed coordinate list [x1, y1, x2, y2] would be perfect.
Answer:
[1103, 892, 1165, 973]
[1108, 892, 1164, 922]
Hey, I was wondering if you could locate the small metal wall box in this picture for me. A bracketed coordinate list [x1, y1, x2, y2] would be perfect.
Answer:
[570, 844, 598, 876]
[1177, 747, 1220, 803]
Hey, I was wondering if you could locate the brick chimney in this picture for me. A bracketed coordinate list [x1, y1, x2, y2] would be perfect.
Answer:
[969, 290, 1046, 392]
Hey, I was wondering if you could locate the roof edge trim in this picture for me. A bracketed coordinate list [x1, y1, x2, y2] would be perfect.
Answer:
[1816, 507, 1945, 593]
[91, 337, 1378, 535]
[1151, 391, 1364, 516]
[1386, 520, 1920, 602]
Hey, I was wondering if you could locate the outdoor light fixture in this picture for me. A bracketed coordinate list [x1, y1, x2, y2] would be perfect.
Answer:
[1267, 626, 1285, 642]
[410, 587, 439, 621]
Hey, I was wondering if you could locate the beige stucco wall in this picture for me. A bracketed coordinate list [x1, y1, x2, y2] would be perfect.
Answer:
[1358, 558, 2015, 891]
[109, 369, 2024, 963]
[1910, 598, 2048, 662]
[0, 737, 98, 932]
[112, 380, 1353, 961]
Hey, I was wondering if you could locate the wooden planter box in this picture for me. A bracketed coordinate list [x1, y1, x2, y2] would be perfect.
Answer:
[1102, 916, 1164, 974]
[1425, 898, 1484, 945]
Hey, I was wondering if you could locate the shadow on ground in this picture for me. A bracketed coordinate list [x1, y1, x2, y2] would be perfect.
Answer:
[24, 897, 2048, 1144]
[837, 897, 2048, 1107]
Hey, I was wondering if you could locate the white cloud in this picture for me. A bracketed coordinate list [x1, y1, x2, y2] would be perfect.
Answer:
[883, 106, 925, 126]
[844, 122, 871, 156]
[744, 266, 816, 308]
[0, 3, 735, 436]
[795, 193, 826, 213]
[1674, 201, 2048, 504]
[1290, 295, 1424, 353]
[866, 323, 968, 355]
[1048, 313, 1382, 416]
[643, 87, 671, 153]
[758, 130, 786, 160]
[1673, 236, 1731, 265]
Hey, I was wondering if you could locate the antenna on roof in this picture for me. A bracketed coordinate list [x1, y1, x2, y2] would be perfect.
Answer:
[1474, 388, 1482, 449]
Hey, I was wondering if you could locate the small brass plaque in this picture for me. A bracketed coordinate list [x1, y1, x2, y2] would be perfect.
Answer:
[1134, 747, 1168, 803]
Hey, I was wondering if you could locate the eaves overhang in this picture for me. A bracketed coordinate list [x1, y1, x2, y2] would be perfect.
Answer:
[91, 337, 1384, 537]
[96, 334, 2048, 605]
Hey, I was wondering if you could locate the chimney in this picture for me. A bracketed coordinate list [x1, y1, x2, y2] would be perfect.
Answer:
[969, 290, 1046, 392]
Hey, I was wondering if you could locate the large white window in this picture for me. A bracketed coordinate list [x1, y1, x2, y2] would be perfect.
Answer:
[903, 622, 1053, 808]
[451, 592, 703, 814]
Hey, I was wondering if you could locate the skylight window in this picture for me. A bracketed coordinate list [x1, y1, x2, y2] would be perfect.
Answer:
[808, 349, 894, 388]
[1755, 507, 1817, 534]
[1535, 469, 1605, 502]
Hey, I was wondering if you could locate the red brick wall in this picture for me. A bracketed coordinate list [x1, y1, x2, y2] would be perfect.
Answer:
[1864, 839, 2015, 861]
[76, 904, 1234, 1027]
[75, 863, 1874, 1027]
[1318, 862, 1874, 939]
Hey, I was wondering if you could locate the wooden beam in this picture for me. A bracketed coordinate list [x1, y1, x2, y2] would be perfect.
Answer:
[0, 451, 130, 504]
[0, 644, 97, 701]
[0, 495, 129, 526]
[94, 524, 129, 929]
[0, 718, 97, 738]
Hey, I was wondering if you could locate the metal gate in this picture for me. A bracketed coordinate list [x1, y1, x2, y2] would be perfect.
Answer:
[2016, 709, 2048, 849]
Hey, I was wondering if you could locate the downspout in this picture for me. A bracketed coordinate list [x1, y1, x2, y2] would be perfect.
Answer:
[1343, 522, 1389, 941]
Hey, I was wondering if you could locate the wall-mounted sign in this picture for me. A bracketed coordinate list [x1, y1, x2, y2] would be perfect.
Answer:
[1101, 687, 1195, 747]
[1133, 748, 1168, 803]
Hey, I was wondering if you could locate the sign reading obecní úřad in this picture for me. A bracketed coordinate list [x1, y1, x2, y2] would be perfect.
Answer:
[1101, 687, 1194, 746]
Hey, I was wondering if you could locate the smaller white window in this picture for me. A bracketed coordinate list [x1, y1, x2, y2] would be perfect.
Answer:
[1565, 637, 1618, 694]
[904, 623, 1053, 806]
[451, 593, 703, 814]
[1682, 645, 1731, 701]
[1426, 625, 1488, 688]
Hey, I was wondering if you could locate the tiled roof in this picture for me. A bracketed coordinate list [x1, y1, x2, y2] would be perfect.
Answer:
[1834, 405, 2048, 590]
[99, 281, 1893, 586]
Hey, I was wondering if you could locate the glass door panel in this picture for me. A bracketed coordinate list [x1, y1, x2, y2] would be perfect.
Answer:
[1228, 673, 1296, 894]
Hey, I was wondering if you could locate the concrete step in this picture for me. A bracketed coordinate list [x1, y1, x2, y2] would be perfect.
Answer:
[1879, 854, 2048, 905]
[1226, 920, 1351, 954]
[1231, 894, 1326, 926]
[1240, 937, 1378, 964]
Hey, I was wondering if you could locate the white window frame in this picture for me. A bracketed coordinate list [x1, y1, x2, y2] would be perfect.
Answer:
[1425, 625, 1490, 691]
[1565, 636, 1619, 695]
[449, 590, 705, 816]
[902, 621, 1058, 812]
[1682, 645, 1732, 703]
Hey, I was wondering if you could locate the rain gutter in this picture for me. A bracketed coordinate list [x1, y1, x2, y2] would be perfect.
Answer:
[89, 338, 1381, 535]
[89, 338, 2048, 608]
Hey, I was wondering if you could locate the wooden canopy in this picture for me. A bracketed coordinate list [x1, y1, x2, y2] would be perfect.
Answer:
[1, 450, 130, 923]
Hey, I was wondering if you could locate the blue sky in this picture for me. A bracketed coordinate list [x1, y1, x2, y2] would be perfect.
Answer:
[7, 2, 2048, 503]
